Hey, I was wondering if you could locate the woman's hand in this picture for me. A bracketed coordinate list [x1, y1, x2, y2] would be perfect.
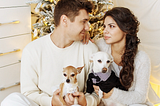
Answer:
[93, 85, 100, 96]
[81, 31, 94, 44]
[102, 89, 113, 99]
[93, 85, 114, 99]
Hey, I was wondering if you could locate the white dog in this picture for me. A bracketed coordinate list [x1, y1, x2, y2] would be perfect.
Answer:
[86, 51, 126, 106]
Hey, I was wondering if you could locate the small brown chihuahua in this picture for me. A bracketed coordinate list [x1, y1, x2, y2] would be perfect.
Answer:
[59, 65, 84, 105]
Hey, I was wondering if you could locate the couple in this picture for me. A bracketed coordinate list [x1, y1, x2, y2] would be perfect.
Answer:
[1, 0, 152, 106]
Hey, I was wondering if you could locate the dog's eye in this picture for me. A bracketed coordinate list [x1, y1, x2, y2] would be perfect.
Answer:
[63, 73, 67, 77]
[107, 60, 110, 63]
[98, 60, 102, 63]
[71, 74, 75, 77]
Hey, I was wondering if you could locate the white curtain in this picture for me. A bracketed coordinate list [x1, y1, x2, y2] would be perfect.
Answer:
[112, 0, 160, 104]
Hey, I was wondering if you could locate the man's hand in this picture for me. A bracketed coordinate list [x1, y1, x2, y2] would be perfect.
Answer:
[73, 92, 87, 106]
[65, 92, 87, 106]
[51, 89, 63, 106]
[64, 93, 74, 106]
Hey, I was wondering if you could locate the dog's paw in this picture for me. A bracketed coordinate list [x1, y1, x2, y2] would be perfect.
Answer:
[99, 89, 103, 98]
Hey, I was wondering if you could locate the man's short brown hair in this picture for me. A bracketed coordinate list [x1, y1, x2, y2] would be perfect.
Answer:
[54, 0, 93, 27]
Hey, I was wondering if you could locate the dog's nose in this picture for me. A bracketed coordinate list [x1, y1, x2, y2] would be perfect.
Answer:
[102, 68, 107, 73]
[66, 79, 70, 83]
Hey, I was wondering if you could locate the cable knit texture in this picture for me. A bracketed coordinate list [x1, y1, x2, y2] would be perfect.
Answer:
[95, 38, 152, 106]
[20, 34, 99, 106]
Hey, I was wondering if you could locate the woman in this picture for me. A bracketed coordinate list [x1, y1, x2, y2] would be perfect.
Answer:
[94, 7, 152, 106]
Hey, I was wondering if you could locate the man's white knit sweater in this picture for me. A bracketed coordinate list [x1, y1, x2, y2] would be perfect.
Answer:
[20, 34, 99, 106]
[96, 38, 152, 106]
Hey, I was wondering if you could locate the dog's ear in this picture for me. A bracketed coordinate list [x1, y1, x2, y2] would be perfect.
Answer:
[77, 65, 84, 74]
[62, 68, 65, 72]
[110, 55, 114, 63]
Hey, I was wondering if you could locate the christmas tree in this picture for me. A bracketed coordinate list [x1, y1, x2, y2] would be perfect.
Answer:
[26, 0, 113, 40]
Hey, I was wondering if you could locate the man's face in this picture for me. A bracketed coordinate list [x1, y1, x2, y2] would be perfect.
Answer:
[66, 9, 90, 41]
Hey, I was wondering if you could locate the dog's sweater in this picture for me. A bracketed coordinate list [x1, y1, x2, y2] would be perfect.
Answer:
[20, 34, 99, 106]
[95, 38, 152, 106]
[87, 70, 126, 94]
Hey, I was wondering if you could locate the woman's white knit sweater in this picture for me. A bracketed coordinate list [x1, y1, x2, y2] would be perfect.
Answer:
[95, 38, 152, 106]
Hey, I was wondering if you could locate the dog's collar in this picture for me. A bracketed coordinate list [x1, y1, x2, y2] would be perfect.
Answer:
[91, 68, 111, 82]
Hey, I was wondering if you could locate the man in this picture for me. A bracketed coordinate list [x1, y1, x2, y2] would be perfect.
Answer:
[1, 0, 99, 106]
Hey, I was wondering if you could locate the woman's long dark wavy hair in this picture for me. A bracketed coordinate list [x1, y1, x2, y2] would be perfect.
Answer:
[104, 7, 140, 90]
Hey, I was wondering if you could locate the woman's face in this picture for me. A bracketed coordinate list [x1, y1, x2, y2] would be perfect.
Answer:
[103, 16, 126, 45]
